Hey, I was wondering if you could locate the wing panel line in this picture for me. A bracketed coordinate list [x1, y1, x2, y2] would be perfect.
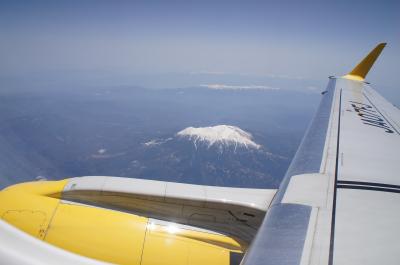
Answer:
[337, 180, 400, 189]
[328, 88, 342, 265]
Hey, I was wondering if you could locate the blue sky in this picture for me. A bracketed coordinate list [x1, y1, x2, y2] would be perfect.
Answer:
[0, 1, 399, 101]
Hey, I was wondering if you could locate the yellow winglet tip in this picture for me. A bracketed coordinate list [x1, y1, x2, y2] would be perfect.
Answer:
[343, 42, 386, 81]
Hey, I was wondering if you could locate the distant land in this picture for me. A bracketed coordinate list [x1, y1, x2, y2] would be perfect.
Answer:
[0, 85, 320, 189]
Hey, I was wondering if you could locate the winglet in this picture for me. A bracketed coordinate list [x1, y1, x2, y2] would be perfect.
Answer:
[343, 43, 386, 81]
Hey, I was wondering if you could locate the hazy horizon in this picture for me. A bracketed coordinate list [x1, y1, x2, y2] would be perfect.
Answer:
[1, 1, 399, 104]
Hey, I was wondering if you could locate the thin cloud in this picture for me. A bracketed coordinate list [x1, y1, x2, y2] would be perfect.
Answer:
[200, 84, 280, 90]
[189, 71, 228, 75]
[190, 71, 305, 80]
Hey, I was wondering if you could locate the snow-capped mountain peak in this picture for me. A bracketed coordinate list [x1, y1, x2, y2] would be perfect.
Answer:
[177, 125, 260, 149]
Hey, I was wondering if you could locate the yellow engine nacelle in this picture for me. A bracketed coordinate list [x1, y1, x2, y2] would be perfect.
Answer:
[0, 180, 243, 265]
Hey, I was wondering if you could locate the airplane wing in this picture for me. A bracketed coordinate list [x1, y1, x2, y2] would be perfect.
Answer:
[242, 43, 400, 265]
[1, 43, 398, 265]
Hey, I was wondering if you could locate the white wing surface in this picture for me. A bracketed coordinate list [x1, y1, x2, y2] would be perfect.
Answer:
[242, 43, 400, 265]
